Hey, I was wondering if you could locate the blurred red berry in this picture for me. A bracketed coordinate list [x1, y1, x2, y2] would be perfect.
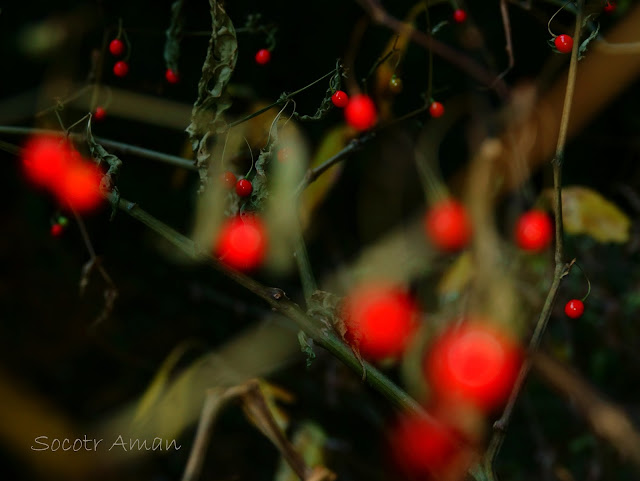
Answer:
[94, 106, 107, 121]
[331, 90, 349, 108]
[214, 215, 267, 271]
[50, 223, 63, 237]
[424, 199, 472, 251]
[235, 178, 253, 197]
[389, 414, 461, 478]
[565, 299, 585, 319]
[515, 210, 553, 251]
[344, 94, 377, 131]
[453, 9, 468, 23]
[255, 49, 271, 65]
[113, 60, 129, 77]
[222, 171, 237, 189]
[165, 68, 179, 84]
[429, 101, 445, 118]
[342, 283, 417, 360]
[55, 161, 104, 213]
[554, 34, 574, 54]
[22, 136, 72, 189]
[604, 2, 616, 14]
[109, 38, 125, 56]
[425, 322, 521, 411]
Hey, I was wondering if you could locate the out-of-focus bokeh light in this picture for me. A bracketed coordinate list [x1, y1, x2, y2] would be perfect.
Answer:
[389, 414, 463, 479]
[425, 322, 521, 412]
[22, 135, 72, 189]
[214, 214, 267, 271]
[342, 282, 417, 360]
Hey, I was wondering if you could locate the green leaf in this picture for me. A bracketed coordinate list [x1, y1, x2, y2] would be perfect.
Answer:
[186, 0, 238, 182]
[164, 0, 186, 73]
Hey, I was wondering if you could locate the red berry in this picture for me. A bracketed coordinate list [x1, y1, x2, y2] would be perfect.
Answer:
[453, 9, 468, 23]
[554, 34, 574, 54]
[214, 214, 267, 271]
[515, 210, 553, 251]
[565, 299, 585, 319]
[425, 322, 521, 411]
[222, 171, 237, 189]
[235, 178, 253, 197]
[55, 160, 104, 213]
[424, 199, 472, 251]
[50, 223, 63, 237]
[342, 283, 418, 360]
[109, 38, 125, 56]
[94, 106, 107, 121]
[344, 94, 377, 131]
[21, 136, 73, 189]
[255, 49, 271, 65]
[113, 60, 129, 77]
[604, 2, 616, 14]
[390, 414, 461, 478]
[165, 68, 179, 84]
[429, 101, 445, 118]
[331, 90, 349, 108]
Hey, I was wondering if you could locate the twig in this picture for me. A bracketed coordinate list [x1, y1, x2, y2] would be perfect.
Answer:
[295, 132, 375, 196]
[482, 1, 584, 479]
[115, 195, 427, 417]
[356, 0, 509, 98]
[497, 0, 515, 81]
[0, 126, 196, 170]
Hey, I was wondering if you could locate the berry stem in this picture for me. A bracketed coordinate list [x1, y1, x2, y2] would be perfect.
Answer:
[483, 1, 584, 478]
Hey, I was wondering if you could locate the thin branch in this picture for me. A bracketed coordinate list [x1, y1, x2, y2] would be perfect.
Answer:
[482, 1, 585, 479]
[0, 126, 196, 170]
[497, 0, 515, 81]
[356, 0, 509, 98]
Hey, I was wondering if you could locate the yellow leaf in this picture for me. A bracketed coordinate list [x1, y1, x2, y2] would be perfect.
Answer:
[543, 186, 630, 243]
[437, 251, 473, 299]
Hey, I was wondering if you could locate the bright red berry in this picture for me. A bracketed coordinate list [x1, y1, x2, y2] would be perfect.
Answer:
[165, 68, 179, 84]
[255, 49, 271, 65]
[554, 34, 574, 54]
[342, 283, 418, 360]
[222, 171, 237, 189]
[331, 90, 349, 108]
[515, 210, 553, 251]
[424, 199, 472, 251]
[429, 101, 445, 118]
[50, 223, 64, 237]
[94, 106, 107, 121]
[344, 94, 377, 131]
[453, 9, 468, 23]
[113, 60, 129, 77]
[109, 38, 125, 56]
[425, 322, 521, 411]
[214, 214, 267, 271]
[604, 2, 616, 14]
[565, 299, 585, 319]
[235, 178, 253, 197]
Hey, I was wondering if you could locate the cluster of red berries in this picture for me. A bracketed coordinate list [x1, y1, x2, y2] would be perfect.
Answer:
[22, 135, 104, 213]
[109, 37, 180, 84]
[221, 171, 253, 198]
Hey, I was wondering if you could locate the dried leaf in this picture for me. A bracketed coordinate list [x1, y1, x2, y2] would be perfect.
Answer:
[164, 0, 186, 73]
[186, 0, 238, 182]
[543, 186, 630, 243]
[293, 60, 345, 122]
